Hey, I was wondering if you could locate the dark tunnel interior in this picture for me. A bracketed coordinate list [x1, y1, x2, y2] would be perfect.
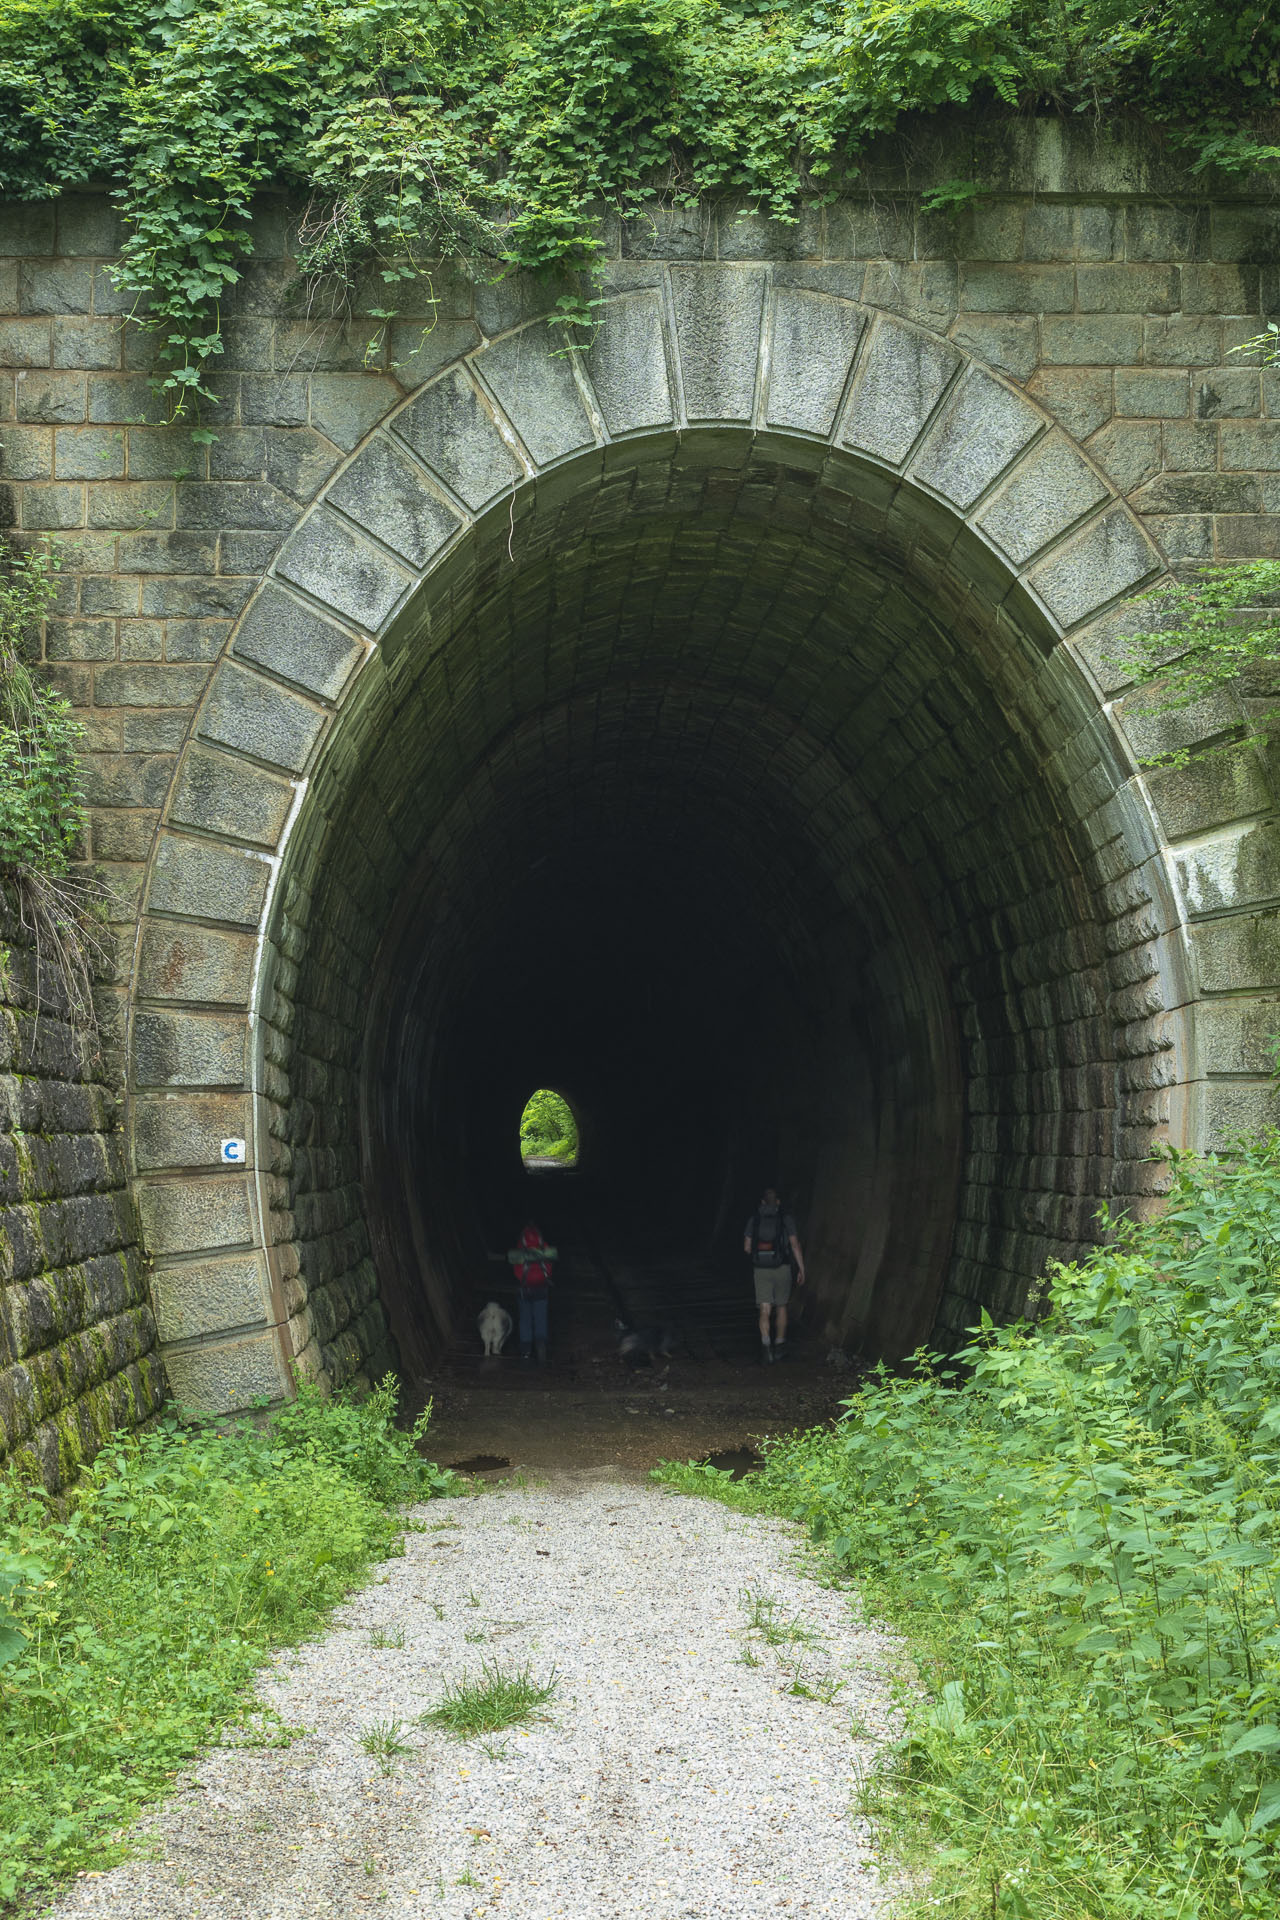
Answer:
[258, 431, 1164, 1389]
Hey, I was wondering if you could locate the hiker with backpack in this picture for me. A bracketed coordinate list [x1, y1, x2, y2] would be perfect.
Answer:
[744, 1188, 805, 1364]
[509, 1220, 556, 1364]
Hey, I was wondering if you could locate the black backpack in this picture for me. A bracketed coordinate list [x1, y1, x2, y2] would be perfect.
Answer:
[751, 1204, 788, 1267]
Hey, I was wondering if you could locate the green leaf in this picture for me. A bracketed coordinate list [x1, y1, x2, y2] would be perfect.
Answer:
[1226, 1724, 1280, 1759]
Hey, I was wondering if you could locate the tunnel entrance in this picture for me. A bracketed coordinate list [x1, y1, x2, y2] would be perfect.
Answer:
[253, 423, 1180, 1397]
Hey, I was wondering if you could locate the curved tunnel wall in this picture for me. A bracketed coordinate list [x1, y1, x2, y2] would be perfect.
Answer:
[260, 426, 1175, 1386]
[125, 287, 1215, 1408]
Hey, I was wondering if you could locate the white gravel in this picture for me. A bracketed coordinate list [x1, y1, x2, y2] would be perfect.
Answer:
[49, 1478, 905, 1920]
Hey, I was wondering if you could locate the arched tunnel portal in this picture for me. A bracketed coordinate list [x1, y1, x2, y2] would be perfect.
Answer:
[247, 430, 1185, 1388]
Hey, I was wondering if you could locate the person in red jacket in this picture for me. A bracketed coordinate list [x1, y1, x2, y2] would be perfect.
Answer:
[511, 1221, 555, 1364]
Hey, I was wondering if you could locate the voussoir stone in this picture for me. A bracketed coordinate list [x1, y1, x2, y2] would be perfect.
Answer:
[133, 1010, 247, 1088]
[975, 432, 1111, 566]
[1176, 823, 1280, 919]
[233, 582, 365, 703]
[327, 433, 464, 569]
[910, 367, 1044, 510]
[275, 504, 413, 630]
[765, 288, 865, 438]
[168, 744, 295, 850]
[199, 659, 327, 775]
[475, 322, 596, 466]
[669, 264, 767, 422]
[841, 317, 960, 466]
[393, 366, 524, 508]
[584, 291, 674, 437]
[137, 921, 257, 1005]
[1027, 506, 1160, 628]
[147, 830, 271, 927]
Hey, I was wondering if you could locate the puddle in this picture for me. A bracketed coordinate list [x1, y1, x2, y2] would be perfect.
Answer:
[447, 1453, 512, 1474]
[702, 1447, 761, 1479]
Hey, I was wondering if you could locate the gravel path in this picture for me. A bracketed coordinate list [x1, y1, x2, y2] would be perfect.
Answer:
[50, 1479, 904, 1920]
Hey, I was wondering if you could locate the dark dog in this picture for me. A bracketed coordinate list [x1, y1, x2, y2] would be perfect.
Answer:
[615, 1319, 677, 1368]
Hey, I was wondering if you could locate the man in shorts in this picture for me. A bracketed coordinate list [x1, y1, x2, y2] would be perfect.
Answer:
[744, 1187, 805, 1364]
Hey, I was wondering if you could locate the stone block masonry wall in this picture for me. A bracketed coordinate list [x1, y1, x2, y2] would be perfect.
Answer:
[259, 869, 395, 1392]
[0, 900, 164, 1488]
[0, 115, 1276, 1411]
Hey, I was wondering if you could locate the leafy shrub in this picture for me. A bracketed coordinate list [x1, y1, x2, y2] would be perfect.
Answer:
[0, 1376, 457, 1905]
[272, 1371, 458, 1504]
[1113, 559, 1280, 769]
[0, 3, 1276, 395]
[660, 1132, 1280, 1917]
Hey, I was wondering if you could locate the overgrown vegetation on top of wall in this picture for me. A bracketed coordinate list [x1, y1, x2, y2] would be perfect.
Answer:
[0, 1, 1275, 402]
[659, 1130, 1280, 1919]
[0, 1376, 458, 1910]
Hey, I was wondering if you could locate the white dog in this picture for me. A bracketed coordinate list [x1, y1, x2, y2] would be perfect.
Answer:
[477, 1301, 513, 1357]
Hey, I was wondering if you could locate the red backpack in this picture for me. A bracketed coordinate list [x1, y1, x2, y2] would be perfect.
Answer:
[513, 1226, 552, 1288]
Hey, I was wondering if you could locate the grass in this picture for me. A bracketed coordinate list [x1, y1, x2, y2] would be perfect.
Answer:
[359, 1718, 412, 1770]
[369, 1625, 405, 1650]
[786, 1668, 845, 1704]
[740, 1588, 819, 1649]
[0, 1375, 458, 1910]
[655, 1133, 1280, 1920]
[421, 1661, 558, 1738]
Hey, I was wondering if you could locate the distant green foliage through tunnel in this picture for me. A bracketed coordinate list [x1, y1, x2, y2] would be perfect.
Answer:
[519, 1089, 579, 1166]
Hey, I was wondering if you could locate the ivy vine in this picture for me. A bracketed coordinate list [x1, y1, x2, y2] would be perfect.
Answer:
[0, 1, 1277, 403]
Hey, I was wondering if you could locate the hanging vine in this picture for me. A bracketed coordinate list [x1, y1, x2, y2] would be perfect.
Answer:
[0, 1, 1276, 405]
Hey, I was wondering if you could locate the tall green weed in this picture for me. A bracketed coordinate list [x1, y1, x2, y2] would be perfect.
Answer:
[661, 1133, 1280, 1917]
[0, 1376, 456, 1909]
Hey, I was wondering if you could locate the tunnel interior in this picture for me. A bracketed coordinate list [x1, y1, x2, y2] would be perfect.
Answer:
[257, 430, 1165, 1388]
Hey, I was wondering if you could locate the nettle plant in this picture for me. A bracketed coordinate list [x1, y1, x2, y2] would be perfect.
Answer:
[0, 542, 101, 1020]
[0, 546, 83, 878]
[0, 1, 1277, 406]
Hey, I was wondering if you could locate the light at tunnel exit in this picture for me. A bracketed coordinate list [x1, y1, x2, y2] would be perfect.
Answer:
[520, 1089, 579, 1169]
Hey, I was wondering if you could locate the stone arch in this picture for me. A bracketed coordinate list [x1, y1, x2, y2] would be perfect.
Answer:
[125, 274, 1203, 1411]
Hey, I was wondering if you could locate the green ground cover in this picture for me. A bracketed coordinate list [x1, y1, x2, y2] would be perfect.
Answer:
[0, 1377, 457, 1912]
[659, 1132, 1280, 1918]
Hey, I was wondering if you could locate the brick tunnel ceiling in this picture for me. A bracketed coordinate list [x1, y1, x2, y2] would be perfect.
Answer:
[268, 435, 1143, 1380]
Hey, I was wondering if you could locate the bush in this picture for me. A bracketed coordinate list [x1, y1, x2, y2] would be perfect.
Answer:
[659, 1133, 1280, 1918]
[0, 1375, 457, 1907]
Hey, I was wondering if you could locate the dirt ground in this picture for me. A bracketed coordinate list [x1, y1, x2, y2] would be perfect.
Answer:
[410, 1354, 860, 1482]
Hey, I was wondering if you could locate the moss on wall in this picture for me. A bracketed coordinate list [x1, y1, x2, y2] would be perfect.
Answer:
[0, 895, 164, 1489]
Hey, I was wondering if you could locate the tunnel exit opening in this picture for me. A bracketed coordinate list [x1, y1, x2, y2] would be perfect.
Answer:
[519, 1090, 580, 1172]
[254, 427, 1183, 1396]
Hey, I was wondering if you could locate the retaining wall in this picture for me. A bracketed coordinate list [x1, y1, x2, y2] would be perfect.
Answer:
[1, 113, 1278, 1424]
[0, 900, 163, 1486]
